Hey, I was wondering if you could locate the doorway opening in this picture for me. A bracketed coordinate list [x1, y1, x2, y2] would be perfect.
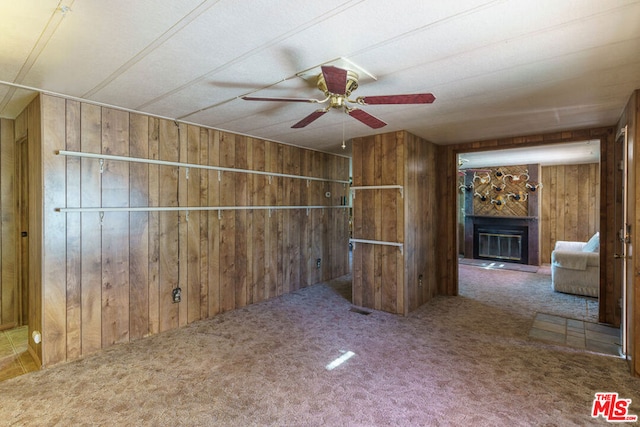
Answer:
[0, 134, 37, 381]
[456, 141, 621, 356]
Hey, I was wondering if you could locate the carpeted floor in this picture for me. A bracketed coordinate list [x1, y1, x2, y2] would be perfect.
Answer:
[0, 264, 638, 426]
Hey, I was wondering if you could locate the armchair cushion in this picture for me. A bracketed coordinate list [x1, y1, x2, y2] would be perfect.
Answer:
[582, 232, 600, 252]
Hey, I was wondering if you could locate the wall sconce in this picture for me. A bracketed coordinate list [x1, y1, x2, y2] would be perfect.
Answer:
[474, 190, 489, 202]
[525, 182, 543, 192]
[507, 192, 528, 202]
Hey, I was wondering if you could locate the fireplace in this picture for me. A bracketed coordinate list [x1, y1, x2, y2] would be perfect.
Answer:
[474, 225, 528, 264]
[464, 215, 539, 266]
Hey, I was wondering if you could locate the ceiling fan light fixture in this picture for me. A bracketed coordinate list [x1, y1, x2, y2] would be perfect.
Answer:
[242, 65, 435, 129]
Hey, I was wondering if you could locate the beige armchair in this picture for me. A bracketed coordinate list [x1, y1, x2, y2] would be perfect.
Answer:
[551, 232, 599, 298]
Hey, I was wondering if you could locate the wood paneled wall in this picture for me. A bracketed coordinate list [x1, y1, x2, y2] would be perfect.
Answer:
[352, 131, 438, 315]
[404, 132, 438, 312]
[39, 94, 349, 367]
[437, 127, 616, 322]
[540, 163, 600, 263]
[0, 118, 17, 330]
[14, 96, 43, 365]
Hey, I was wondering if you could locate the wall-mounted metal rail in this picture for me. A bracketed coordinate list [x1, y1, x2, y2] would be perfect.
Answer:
[56, 205, 347, 213]
[56, 150, 350, 185]
[349, 238, 404, 254]
[56, 205, 348, 221]
[350, 185, 403, 198]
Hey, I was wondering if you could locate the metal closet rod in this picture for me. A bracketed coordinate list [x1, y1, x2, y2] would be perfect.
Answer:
[56, 150, 350, 185]
[350, 185, 403, 190]
[349, 238, 404, 254]
[56, 205, 349, 213]
[350, 185, 404, 198]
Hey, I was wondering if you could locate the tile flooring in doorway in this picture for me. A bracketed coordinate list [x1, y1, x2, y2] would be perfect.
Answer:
[0, 326, 39, 381]
[529, 312, 621, 356]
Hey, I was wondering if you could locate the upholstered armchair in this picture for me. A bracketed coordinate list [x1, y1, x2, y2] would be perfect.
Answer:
[551, 232, 600, 298]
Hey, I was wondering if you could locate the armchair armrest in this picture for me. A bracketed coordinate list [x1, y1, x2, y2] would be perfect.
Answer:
[552, 249, 598, 270]
[554, 241, 586, 252]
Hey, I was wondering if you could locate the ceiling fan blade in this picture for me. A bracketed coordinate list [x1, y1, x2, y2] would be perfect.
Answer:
[348, 108, 387, 129]
[357, 93, 436, 105]
[321, 65, 348, 95]
[242, 96, 318, 103]
[291, 109, 327, 128]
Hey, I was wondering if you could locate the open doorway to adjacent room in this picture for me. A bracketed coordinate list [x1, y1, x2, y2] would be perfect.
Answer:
[456, 141, 620, 356]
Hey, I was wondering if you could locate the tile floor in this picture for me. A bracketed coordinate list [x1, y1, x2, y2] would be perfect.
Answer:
[0, 326, 39, 381]
[529, 312, 621, 356]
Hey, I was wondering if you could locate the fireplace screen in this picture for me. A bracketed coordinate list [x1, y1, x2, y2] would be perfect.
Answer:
[477, 232, 523, 262]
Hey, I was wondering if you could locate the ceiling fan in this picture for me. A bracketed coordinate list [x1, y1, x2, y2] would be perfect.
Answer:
[242, 65, 435, 129]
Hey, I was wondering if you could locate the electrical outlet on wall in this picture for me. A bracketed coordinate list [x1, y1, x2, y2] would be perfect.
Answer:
[172, 287, 182, 303]
[316, 258, 321, 269]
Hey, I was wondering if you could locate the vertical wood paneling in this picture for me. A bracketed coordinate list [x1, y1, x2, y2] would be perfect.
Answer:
[158, 119, 179, 332]
[24, 97, 42, 364]
[186, 125, 201, 324]
[178, 124, 188, 328]
[352, 141, 363, 308]
[265, 141, 278, 300]
[65, 100, 81, 358]
[219, 132, 236, 313]
[33, 95, 349, 367]
[129, 114, 149, 340]
[101, 108, 130, 347]
[198, 128, 210, 319]
[285, 145, 301, 292]
[251, 139, 266, 303]
[275, 145, 285, 297]
[80, 103, 102, 355]
[359, 136, 376, 308]
[300, 150, 311, 288]
[41, 95, 67, 366]
[351, 131, 436, 315]
[147, 117, 161, 335]
[207, 129, 220, 317]
[245, 138, 255, 303]
[541, 163, 600, 262]
[234, 135, 248, 308]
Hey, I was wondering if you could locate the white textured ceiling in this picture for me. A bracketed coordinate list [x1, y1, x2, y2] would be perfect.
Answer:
[1, 0, 639, 156]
